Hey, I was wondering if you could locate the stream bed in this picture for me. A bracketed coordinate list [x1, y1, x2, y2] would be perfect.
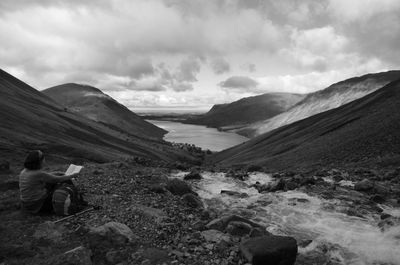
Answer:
[172, 171, 400, 265]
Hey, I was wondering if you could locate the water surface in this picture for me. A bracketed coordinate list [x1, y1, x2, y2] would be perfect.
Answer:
[148, 120, 248, 151]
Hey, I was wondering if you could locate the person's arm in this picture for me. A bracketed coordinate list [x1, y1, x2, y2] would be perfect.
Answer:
[40, 172, 77, 183]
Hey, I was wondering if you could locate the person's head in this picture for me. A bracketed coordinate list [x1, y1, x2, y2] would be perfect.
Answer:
[24, 150, 45, 170]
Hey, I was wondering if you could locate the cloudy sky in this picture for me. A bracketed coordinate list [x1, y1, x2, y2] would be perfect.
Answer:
[1, 0, 399, 112]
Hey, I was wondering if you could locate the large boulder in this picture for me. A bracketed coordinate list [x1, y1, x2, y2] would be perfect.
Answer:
[240, 235, 298, 265]
[166, 178, 192, 196]
[87, 222, 135, 250]
[182, 193, 204, 208]
[354, 179, 374, 192]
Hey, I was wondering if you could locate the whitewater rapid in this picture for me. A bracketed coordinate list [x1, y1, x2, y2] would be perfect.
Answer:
[171, 171, 400, 265]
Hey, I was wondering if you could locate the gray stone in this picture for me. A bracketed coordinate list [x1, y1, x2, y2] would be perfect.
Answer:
[201, 229, 231, 244]
[240, 235, 298, 265]
[354, 179, 374, 192]
[226, 221, 252, 237]
[182, 193, 204, 208]
[88, 222, 135, 250]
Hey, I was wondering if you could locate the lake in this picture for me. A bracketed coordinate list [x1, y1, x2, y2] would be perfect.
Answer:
[148, 120, 249, 152]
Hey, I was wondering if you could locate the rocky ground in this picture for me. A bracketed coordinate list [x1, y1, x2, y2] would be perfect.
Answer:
[1, 161, 399, 265]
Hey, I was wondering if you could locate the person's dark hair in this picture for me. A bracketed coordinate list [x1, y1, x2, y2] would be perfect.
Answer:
[24, 150, 44, 170]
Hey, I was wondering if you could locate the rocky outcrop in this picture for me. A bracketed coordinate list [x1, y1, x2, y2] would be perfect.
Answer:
[240, 235, 298, 265]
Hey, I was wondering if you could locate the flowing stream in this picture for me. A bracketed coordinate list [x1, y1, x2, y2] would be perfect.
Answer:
[172, 171, 400, 265]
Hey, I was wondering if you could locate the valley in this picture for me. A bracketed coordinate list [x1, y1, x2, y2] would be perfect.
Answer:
[1, 69, 399, 265]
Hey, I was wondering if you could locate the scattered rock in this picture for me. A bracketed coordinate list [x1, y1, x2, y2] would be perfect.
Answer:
[182, 193, 204, 208]
[354, 179, 374, 192]
[87, 222, 135, 250]
[220, 190, 249, 198]
[240, 235, 298, 265]
[380, 213, 392, 220]
[370, 194, 385, 203]
[378, 216, 400, 231]
[225, 170, 249, 181]
[226, 221, 252, 237]
[206, 215, 262, 232]
[166, 178, 192, 196]
[184, 171, 202, 180]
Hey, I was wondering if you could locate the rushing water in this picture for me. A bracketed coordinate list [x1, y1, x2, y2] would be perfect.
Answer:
[148, 120, 248, 152]
[172, 171, 400, 265]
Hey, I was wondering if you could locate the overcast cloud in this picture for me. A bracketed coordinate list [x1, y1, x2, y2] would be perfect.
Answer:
[0, 0, 399, 111]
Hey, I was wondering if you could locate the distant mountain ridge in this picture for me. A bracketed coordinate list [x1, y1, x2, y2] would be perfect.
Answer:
[210, 77, 400, 170]
[239, 70, 400, 137]
[185, 92, 305, 129]
[43, 83, 166, 139]
[0, 69, 195, 164]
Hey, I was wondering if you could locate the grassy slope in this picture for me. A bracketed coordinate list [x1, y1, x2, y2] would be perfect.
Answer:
[210, 79, 400, 170]
[0, 69, 196, 165]
[240, 70, 400, 138]
[43, 84, 166, 139]
[185, 93, 305, 128]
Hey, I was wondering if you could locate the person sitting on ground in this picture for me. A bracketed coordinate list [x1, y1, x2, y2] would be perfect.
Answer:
[19, 150, 78, 214]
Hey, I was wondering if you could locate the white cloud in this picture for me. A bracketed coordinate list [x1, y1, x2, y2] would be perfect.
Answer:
[0, 0, 398, 109]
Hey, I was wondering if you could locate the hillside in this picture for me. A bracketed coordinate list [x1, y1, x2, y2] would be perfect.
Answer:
[0, 69, 197, 166]
[239, 71, 400, 137]
[210, 79, 400, 170]
[43, 83, 166, 139]
[184, 93, 305, 129]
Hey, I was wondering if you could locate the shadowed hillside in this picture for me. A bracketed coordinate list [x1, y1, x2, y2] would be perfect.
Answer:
[210, 79, 400, 170]
[43, 83, 166, 139]
[240, 71, 400, 137]
[184, 93, 305, 129]
[0, 69, 197, 165]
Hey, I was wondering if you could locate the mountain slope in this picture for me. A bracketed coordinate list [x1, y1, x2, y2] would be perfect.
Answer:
[210, 78, 400, 170]
[43, 83, 166, 139]
[185, 93, 305, 129]
[0, 69, 195, 165]
[240, 71, 400, 137]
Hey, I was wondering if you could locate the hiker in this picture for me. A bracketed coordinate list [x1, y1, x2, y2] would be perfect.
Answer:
[19, 150, 78, 214]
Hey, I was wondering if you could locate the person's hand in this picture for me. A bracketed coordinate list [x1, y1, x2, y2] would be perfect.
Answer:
[53, 171, 65, 176]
